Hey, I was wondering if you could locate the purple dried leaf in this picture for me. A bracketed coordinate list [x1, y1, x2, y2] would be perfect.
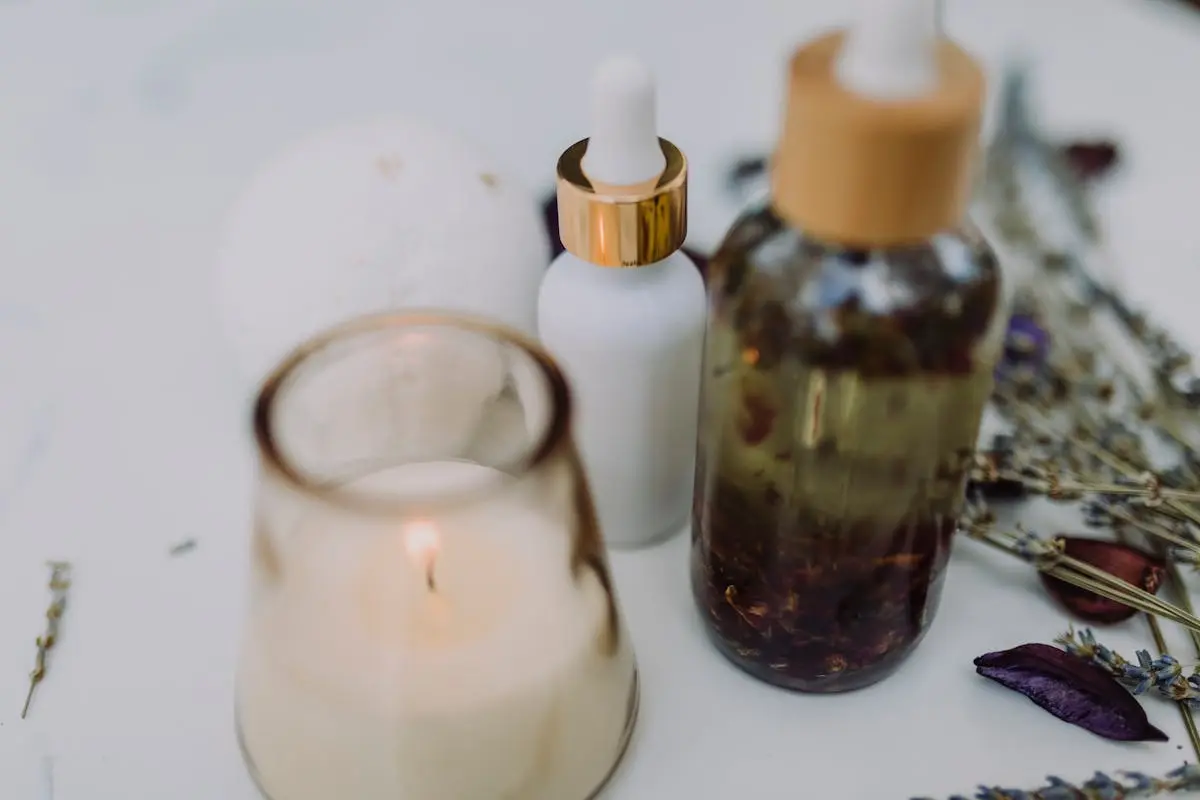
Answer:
[974, 643, 1169, 742]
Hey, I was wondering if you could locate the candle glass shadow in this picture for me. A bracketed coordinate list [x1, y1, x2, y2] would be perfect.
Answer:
[237, 311, 639, 800]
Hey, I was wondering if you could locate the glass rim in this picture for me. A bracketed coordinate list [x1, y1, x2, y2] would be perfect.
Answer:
[252, 311, 572, 515]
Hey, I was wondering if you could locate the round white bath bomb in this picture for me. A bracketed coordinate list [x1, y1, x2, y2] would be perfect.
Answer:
[215, 117, 549, 388]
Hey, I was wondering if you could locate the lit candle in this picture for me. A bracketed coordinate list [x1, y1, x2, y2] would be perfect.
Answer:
[236, 460, 637, 800]
[405, 520, 439, 591]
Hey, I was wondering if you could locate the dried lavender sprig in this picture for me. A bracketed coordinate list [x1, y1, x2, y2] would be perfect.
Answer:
[982, 66, 1199, 415]
[1113, 520, 1200, 762]
[1083, 497, 1200, 566]
[962, 497, 1200, 632]
[972, 463, 1200, 506]
[1013, 406, 1200, 530]
[169, 538, 197, 557]
[911, 763, 1200, 800]
[984, 69, 1200, 470]
[22, 561, 71, 720]
[975, 458, 1200, 544]
[1146, 611, 1200, 761]
[1056, 627, 1200, 707]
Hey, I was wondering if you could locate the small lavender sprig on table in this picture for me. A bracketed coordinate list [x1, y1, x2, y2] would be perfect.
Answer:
[169, 538, 197, 557]
[1057, 627, 1200, 707]
[22, 560, 71, 720]
[913, 763, 1200, 800]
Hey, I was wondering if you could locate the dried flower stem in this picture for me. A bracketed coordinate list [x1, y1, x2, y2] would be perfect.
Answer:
[1100, 502, 1200, 563]
[22, 561, 71, 720]
[1072, 434, 1200, 526]
[1055, 542, 1200, 761]
[1057, 627, 1200, 707]
[982, 467, 1200, 506]
[1145, 613, 1200, 760]
[914, 763, 1200, 800]
[1159, 556, 1200, 759]
[974, 460, 1200, 563]
[1113, 519, 1200, 760]
[961, 509, 1200, 633]
[1016, 407, 1200, 531]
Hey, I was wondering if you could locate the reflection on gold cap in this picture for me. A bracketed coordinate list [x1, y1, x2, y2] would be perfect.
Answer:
[555, 138, 688, 268]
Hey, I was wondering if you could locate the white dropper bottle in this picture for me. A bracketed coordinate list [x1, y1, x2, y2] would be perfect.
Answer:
[538, 55, 706, 550]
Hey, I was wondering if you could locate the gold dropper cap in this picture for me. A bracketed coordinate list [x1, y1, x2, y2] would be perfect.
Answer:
[556, 137, 688, 268]
[771, 31, 985, 247]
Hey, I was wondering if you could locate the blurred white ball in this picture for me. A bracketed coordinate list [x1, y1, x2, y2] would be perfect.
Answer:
[215, 117, 549, 390]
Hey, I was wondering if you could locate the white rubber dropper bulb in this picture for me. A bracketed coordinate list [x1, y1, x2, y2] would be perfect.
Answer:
[582, 55, 666, 185]
[835, 0, 940, 100]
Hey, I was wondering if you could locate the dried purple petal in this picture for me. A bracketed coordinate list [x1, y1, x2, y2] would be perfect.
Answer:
[1061, 140, 1120, 181]
[1041, 536, 1166, 623]
[1002, 314, 1050, 367]
[975, 643, 1168, 742]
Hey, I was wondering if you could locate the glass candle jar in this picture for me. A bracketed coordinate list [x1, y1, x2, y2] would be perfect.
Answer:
[236, 312, 638, 800]
[692, 205, 1005, 693]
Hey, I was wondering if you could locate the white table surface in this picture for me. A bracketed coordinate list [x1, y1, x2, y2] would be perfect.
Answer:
[4, 0, 1200, 797]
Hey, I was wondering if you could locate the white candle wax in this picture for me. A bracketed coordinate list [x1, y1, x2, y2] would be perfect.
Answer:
[237, 460, 637, 800]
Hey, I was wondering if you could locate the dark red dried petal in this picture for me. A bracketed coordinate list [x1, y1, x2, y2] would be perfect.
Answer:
[1061, 140, 1120, 182]
[1040, 536, 1166, 624]
[739, 394, 775, 446]
[975, 643, 1168, 742]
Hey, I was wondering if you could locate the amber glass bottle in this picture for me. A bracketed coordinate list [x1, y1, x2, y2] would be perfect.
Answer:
[691, 30, 1005, 693]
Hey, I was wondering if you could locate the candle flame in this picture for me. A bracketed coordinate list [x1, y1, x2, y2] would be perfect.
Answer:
[403, 521, 440, 591]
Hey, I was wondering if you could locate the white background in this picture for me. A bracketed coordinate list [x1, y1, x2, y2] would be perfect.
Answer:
[3, 0, 1200, 797]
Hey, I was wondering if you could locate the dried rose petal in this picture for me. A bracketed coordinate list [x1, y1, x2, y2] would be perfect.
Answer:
[1061, 140, 1120, 182]
[1041, 536, 1166, 624]
[975, 643, 1168, 742]
[739, 393, 775, 446]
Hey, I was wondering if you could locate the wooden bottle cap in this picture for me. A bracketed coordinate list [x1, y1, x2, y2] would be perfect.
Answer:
[771, 32, 985, 247]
